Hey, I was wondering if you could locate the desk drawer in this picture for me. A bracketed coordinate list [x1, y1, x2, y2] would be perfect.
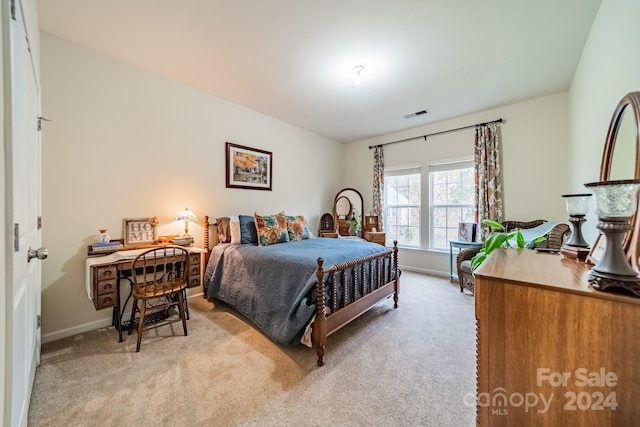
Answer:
[96, 279, 117, 295]
[94, 292, 117, 310]
[189, 253, 201, 266]
[96, 265, 117, 281]
[188, 275, 201, 288]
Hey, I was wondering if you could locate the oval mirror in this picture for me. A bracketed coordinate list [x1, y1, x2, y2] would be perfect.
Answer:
[595, 92, 640, 271]
[335, 196, 352, 219]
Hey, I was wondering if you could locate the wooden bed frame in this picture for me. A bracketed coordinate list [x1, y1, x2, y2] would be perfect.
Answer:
[202, 216, 400, 366]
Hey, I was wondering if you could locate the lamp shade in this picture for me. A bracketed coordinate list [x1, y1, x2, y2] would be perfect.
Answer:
[561, 194, 591, 216]
[584, 180, 640, 218]
[175, 208, 198, 223]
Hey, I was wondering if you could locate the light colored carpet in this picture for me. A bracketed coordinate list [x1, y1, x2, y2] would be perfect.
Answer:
[28, 271, 476, 426]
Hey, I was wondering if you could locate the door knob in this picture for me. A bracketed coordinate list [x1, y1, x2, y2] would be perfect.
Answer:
[27, 247, 48, 262]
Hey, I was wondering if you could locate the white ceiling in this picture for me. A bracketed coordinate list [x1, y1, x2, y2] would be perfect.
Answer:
[36, 0, 602, 143]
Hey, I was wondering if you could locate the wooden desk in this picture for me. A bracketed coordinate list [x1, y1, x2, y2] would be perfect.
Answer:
[474, 248, 640, 426]
[86, 246, 206, 342]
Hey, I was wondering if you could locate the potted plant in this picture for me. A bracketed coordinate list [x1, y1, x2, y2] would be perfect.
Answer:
[470, 219, 546, 271]
[348, 212, 361, 236]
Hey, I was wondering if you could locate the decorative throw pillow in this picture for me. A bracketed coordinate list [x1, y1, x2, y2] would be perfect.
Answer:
[229, 215, 241, 244]
[239, 214, 258, 245]
[254, 213, 289, 246]
[216, 217, 231, 243]
[285, 215, 313, 241]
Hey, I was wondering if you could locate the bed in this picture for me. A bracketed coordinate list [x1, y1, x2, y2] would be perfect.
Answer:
[202, 215, 400, 366]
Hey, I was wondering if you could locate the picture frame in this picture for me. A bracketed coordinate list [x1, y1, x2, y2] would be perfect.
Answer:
[458, 222, 477, 242]
[587, 234, 606, 265]
[225, 142, 272, 191]
[123, 217, 158, 246]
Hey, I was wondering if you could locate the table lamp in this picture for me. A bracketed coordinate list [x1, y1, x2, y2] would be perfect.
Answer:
[584, 179, 640, 296]
[175, 208, 198, 238]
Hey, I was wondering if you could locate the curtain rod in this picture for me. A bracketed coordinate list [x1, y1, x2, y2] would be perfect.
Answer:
[368, 118, 503, 149]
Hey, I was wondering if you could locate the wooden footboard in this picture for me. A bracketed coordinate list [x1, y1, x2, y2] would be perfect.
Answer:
[313, 241, 400, 366]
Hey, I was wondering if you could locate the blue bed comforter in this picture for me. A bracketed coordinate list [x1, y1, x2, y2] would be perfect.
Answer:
[204, 238, 389, 346]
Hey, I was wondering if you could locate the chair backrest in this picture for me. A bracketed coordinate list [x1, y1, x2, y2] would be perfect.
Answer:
[501, 219, 570, 250]
[130, 246, 190, 297]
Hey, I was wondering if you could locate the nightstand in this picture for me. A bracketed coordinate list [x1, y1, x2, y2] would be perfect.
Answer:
[363, 231, 386, 245]
[363, 215, 385, 245]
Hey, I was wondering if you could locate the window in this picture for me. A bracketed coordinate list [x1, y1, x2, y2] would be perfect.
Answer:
[429, 160, 476, 250]
[384, 165, 421, 247]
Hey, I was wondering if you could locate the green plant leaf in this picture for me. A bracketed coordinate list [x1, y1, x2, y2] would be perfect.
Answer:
[482, 219, 504, 230]
[516, 230, 525, 248]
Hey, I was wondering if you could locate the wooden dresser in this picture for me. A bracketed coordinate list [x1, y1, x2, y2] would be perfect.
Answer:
[474, 248, 640, 426]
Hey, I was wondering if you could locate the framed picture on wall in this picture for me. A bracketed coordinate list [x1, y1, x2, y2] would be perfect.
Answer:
[225, 142, 272, 190]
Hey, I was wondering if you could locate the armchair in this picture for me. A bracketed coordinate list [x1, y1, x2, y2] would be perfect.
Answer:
[456, 220, 570, 294]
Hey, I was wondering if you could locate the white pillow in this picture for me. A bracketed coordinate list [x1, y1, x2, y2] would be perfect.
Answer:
[229, 215, 241, 244]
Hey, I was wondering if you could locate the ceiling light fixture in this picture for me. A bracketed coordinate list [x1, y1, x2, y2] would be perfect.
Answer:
[352, 65, 365, 84]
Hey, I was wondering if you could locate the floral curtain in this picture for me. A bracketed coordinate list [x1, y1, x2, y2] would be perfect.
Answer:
[474, 123, 503, 235]
[373, 146, 384, 229]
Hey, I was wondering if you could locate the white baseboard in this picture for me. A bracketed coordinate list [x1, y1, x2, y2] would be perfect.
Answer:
[398, 264, 448, 278]
[42, 292, 206, 344]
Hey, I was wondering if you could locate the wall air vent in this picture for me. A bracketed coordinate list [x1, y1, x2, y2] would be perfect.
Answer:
[403, 109, 429, 119]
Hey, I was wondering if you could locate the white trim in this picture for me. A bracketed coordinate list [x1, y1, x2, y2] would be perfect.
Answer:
[42, 292, 206, 343]
[399, 264, 448, 278]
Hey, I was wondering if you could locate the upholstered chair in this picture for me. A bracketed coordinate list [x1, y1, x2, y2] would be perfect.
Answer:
[456, 220, 570, 294]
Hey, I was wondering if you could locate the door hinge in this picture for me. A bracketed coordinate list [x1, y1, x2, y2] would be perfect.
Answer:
[38, 216, 42, 229]
[10, 0, 15, 21]
[37, 315, 42, 329]
[14, 223, 19, 252]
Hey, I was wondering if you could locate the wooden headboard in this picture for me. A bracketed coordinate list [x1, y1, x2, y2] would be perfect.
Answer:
[203, 216, 218, 267]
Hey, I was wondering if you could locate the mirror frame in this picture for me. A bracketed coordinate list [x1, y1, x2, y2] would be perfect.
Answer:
[333, 188, 364, 236]
[334, 196, 353, 219]
[590, 91, 640, 270]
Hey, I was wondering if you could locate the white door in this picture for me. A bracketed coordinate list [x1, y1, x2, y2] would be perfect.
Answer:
[8, 1, 43, 426]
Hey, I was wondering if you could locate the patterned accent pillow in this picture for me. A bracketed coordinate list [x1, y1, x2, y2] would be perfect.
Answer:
[254, 213, 290, 246]
[285, 215, 313, 241]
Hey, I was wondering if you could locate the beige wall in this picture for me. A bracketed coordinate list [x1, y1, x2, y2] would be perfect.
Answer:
[344, 92, 570, 275]
[569, 0, 640, 243]
[39, 33, 345, 341]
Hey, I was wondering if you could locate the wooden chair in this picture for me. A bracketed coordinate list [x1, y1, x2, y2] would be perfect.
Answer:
[128, 246, 190, 352]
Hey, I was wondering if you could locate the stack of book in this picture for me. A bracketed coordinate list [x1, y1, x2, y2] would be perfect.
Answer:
[91, 241, 123, 252]
[170, 236, 194, 246]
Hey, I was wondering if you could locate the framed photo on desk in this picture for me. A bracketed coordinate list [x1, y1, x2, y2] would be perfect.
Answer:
[123, 217, 158, 246]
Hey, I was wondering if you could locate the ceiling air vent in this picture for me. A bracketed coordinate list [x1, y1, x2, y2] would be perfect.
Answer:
[403, 109, 429, 119]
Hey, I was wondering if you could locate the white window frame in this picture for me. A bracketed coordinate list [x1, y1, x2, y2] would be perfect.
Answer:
[384, 164, 422, 248]
[428, 158, 475, 251]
